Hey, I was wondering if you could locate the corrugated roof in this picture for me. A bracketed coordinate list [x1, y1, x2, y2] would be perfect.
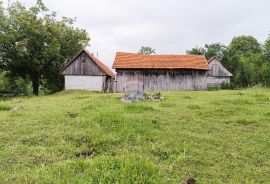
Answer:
[112, 52, 208, 70]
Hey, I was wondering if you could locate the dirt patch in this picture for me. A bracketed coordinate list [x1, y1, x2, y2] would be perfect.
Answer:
[33, 155, 51, 165]
[66, 112, 79, 118]
[75, 149, 96, 158]
[183, 178, 196, 184]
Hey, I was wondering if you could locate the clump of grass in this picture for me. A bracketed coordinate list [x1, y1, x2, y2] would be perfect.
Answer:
[73, 95, 90, 100]
[0, 104, 11, 111]
[183, 95, 192, 99]
[151, 147, 169, 161]
[32, 155, 52, 165]
[19, 156, 162, 183]
[159, 102, 176, 108]
[124, 104, 155, 113]
[187, 104, 200, 109]
[254, 94, 269, 102]
[82, 104, 96, 111]
[232, 99, 254, 105]
[264, 112, 270, 117]
[94, 112, 124, 130]
[236, 92, 244, 96]
[235, 119, 256, 125]
[74, 149, 96, 158]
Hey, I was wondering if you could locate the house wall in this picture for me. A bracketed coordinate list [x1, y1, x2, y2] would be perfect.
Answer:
[206, 58, 233, 88]
[62, 52, 106, 76]
[64, 75, 104, 91]
[207, 59, 232, 77]
[115, 69, 207, 92]
[61, 51, 114, 92]
[206, 77, 230, 88]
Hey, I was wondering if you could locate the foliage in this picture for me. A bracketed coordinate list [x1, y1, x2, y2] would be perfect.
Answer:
[263, 34, 270, 59]
[0, 0, 90, 95]
[225, 35, 262, 74]
[0, 89, 269, 183]
[0, 70, 32, 95]
[139, 46, 156, 55]
[224, 36, 270, 87]
[188, 35, 270, 88]
[186, 43, 226, 60]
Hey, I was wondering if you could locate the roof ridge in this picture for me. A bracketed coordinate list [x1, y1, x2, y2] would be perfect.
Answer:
[116, 52, 205, 57]
[84, 50, 115, 77]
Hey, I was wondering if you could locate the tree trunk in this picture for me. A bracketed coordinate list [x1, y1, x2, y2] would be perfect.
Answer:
[31, 74, 40, 96]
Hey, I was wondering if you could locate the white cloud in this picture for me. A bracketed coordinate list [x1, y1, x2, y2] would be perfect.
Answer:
[2, 0, 270, 67]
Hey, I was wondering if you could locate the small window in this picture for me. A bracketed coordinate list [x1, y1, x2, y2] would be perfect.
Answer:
[82, 59, 85, 63]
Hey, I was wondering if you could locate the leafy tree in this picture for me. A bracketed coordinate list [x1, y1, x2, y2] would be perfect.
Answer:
[225, 35, 262, 76]
[186, 43, 226, 60]
[0, 0, 90, 95]
[263, 34, 270, 59]
[225, 35, 264, 87]
[139, 46, 156, 55]
[186, 47, 205, 56]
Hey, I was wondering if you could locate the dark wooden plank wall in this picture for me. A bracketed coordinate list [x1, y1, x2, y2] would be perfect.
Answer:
[62, 52, 106, 76]
[116, 69, 207, 92]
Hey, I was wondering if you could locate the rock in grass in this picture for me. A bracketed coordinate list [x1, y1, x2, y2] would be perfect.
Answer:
[121, 91, 164, 102]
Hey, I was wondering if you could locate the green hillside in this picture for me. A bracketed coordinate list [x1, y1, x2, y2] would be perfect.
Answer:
[0, 88, 269, 183]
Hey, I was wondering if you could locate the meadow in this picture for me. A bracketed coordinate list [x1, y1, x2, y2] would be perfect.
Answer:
[0, 88, 269, 183]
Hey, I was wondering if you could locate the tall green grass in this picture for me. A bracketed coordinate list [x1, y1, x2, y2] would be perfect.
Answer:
[0, 88, 269, 183]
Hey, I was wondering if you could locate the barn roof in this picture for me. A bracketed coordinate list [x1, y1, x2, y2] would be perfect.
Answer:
[112, 52, 208, 70]
[60, 49, 115, 77]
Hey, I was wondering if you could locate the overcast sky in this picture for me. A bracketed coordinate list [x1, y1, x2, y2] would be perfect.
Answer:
[2, 0, 270, 67]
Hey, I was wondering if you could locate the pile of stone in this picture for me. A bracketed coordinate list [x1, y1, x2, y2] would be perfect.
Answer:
[120, 91, 164, 102]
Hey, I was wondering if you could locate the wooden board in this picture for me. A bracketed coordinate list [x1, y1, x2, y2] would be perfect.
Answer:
[62, 52, 106, 76]
[116, 69, 207, 92]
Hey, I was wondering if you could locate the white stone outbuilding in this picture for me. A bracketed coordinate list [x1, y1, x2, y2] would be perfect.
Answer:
[60, 49, 115, 92]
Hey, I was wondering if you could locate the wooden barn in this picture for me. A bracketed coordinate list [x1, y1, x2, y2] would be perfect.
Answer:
[206, 57, 233, 88]
[112, 52, 209, 92]
[60, 49, 115, 92]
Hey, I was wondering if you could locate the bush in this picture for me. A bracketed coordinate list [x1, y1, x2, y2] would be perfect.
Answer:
[221, 81, 235, 89]
[0, 71, 32, 96]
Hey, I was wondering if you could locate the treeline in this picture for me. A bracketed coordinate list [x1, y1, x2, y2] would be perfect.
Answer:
[187, 35, 270, 88]
[0, 0, 90, 95]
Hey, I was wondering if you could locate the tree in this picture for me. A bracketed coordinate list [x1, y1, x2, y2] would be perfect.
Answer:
[138, 46, 156, 55]
[186, 43, 226, 60]
[186, 47, 205, 56]
[0, 0, 90, 95]
[225, 35, 263, 87]
[225, 35, 262, 74]
[263, 34, 270, 59]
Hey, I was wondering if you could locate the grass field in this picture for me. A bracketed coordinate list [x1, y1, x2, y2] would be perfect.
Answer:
[0, 88, 269, 183]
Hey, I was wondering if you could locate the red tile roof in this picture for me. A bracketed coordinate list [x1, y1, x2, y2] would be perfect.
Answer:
[112, 52, 208, 70]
